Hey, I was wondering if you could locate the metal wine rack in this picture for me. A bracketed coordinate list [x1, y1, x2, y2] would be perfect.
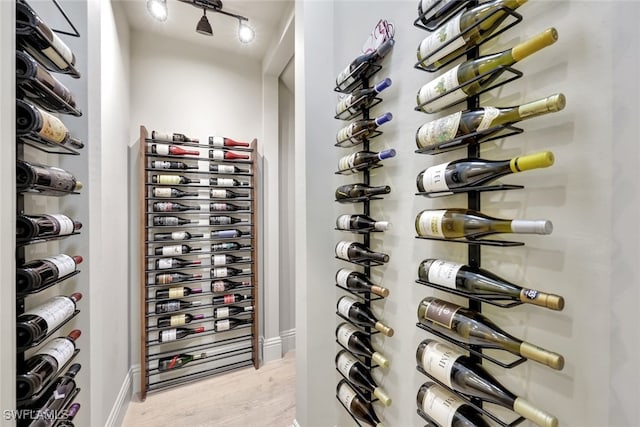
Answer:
[138, 126, 259, 400]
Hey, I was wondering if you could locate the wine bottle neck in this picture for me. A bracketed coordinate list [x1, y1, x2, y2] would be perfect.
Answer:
[511, 28, 558, 62]
[509, 151, 554, 173]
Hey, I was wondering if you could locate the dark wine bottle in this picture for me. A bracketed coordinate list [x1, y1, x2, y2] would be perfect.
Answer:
[210, 150, 250, 161]
[336, 323, 390, 368]
[211, 267, 251, 278]
[211, 229, 250, 239]
[417, 0, 473, 29]
[418, 259, 564, 310]
[155, 272, 203, 285]
[153, 231, 204, 241]
[212, 294, 251, 305]
[155, 286, 203, 299]
[16, 100, 83, 148]
[211, 254, 251, 267]
[17, 214, 82, 240]
[210, 164, 249, 174]
[209, 203, 247, 212]
[154, 244, 201, 256]
[27, 364, 81, 427]
[211, 279, 251, 293]
[209, 215, 248, 225]
[335, 241, 389, 264]
[336, 78, 392, 115]
[152, 216, 198, 227]
[336, 350, 392, 406]
[151, 144, 200, 156]
[154, 257, 202, 270]
[17, 254, 82, 294]
[336, 38, 395, 87]
[338, 149, 397, 173]
[209, 136, 252, 147]
[335, 183, 391, 201]
[337, 380, 384, 427]
[17, 330, 81, 400]
[336, 214, 390, 232]
[417, 339, 559, 427]
[337, 296, 394, 337]
[53, 402, 80, 427]
[151, 160, 198, 170]
[336, 112, 393, 145]
[210, 189, 249, 199]
[152, 188, 198, 199]
[152, 202, 200, 213]
[152, 130, 198, 142]
[17, 293, 82, 349]
[417, 381, 490, 427]
[211, 242, 248, 252]
[17, 160, 82, 195]
[155, 299, 203, 314]
[157, 313, 205, 328]
[336, 269, 389, 297]
[158, 352, 206, 372]
[213, 305, 253, 319]
[214, 318, 251, 332]
[417, 297, 564, 370]
[158, 326, 205, 342]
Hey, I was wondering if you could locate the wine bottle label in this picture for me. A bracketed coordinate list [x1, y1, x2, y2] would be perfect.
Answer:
[170, 314, 186, 326]
[157, 275, 173, 285]
[336, 95, 352, 115]
[169, 287, 185, 298]
[338, 153, 358, 171]
[477, 107, 501, 131]
[217, 165, 235, 174]
[422, 162, 451, 193]
[37, 109, 67, 143]
[336, 269, 351, 287]
[42, 32, 74, 69]
[210, 136, 225, 147]
[423, 384, 465, 427]
[427, 260, 463, 289]
[337, 215, 352, 230]
[223, 294, 235, 304]
[23, 296, 75, 333]
[417, 210, 446, 238]
[38, 338, 75, 372]
[211, 203, 229, 211]
[211, 190, 228, 198]
[165, 301, 181, 312]
[157, 259, 174, 269]
[423, 299, 460, 329]
[216, 178, 235, 187]
[171, 231, 187, 240]
[337, 124, 357, 142]
[336, 352, 356, 377]
[211, 217, 232, 225]
[49, 214, 74, 235]
[154, 188, 173, 198]
[158, 175, 181, 185]
[417, 112, 461, 148]
[213, 268, 229, 278]
[43, 254, 76, 277]
[213, 255, 228, 266]
[418, 64, 465, 113]
[419, 13, 465, 61]
[211, 150, 225, 160]
[335, 241, 352, 260]
[337, 64, 354, 86]
[161, 330, 177, 342]
[216, 320, 231, 331]
[337, 297, 355, 318]
[154, 145, 170, 155]
[152, 132, 171, 141]
[155, 203, 174, 212]
[152, 161, 171, 169]
[337, 383, 356, 409]
[216, 307, 230, 318]
[337, 324, 358, 348]
[162, 245, 183, 255]
[422, 341, 463, 388]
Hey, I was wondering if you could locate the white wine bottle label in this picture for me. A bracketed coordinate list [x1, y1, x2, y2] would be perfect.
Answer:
[417, 210, 446, 238]
[477, 107, 501, 131]
[154, 188, 173, 198]
[336, 269, 351, 287]
[423, 384, 465, 427]
[23, 297, 75, 332]
[422, 162, 451, 193]
[153, 161, 171, 169]
[422, 341, 463, 388]
[43, 254, 76, 277]
[42, 32, 73, 68]
[427, 260, 463, 289]
[213, 268, 229, 278]
[211, 190, 228, 198]
[161, 329, 177, 342]
[419, 13, 465, 61]
[417, 111, 461, 148]
[168, 287, 185, 298]
[337, 215, 352, 230]
[418, 64, 465, 113]
[217, 165, 235, 174]
[338, 153, 357, 171]
[157, 259, 174, 269]
[170, 314, 186, 326]
[211, 203, 228, 211]
[38, 338, 75, 372]
[210, 136, 225, 147]
[216, 320, 231, 331]
[336, 351, 357, 377]
[38, 110, 66, 143]
[198, 161, 209, 172]
[158, 175, 181, 185]
[213, 255, 228, 266]
[337, 324, 358, 348]
[216, 307, 230, 318]
[154, 145, 170, 155]
[152, 131, 171, 141]
[337, 382, 356, 409]
[336, 95, 352, 115]
[211, 150, 225, 160]
[50, 214, 74, 235]
[171, 232, 188, 240]
[335, 241, 352, 260]
[216, 178, 234, 187]
[423, 299, 460, 329]
[337, 124, 356, 142]
[337, 297, 355, 318]
[162, 245, 183, 255]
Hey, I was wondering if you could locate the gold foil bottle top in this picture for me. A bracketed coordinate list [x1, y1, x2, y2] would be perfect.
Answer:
[514, 397, 559, 427]
[520, 341, 565, 370]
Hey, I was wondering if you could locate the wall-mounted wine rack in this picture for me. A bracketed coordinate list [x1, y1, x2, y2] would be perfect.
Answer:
[138, 126, 259, 400]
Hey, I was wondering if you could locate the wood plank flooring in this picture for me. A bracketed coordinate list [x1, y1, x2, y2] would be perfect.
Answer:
[122, 351, 296, 427]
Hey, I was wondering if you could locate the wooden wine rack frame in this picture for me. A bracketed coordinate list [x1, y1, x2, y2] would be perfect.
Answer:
[138, 126, 259, 400]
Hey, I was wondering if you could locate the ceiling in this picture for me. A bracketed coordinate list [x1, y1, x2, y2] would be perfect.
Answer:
[119, 0, 293, 61]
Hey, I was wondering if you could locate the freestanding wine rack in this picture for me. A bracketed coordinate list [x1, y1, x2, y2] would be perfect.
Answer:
[138, 126, 259, 400]
[413, 2, 562, 427]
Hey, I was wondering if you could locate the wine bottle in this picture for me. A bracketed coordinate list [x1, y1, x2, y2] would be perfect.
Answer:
[155, 299, 203, 314]
[336, 78, 392, 115]
[335, 183, 391, 201]
[209, 136, 252, 147]
[415, 208, 553, 239]
[210, 164, 250, 174]
[151, 160, 198, 170]
[337, 380, 385, 427]
[158, 352, 207, 372]
[17, 254, 82, 294]
[151, 174, 195, 185]
[417, 0, 473, 29]
[211, 242, 248, 252]
[210, 177, 250, 187]
[54, 402, 80, 427]
[213, 294, 251, 305]
[152, 216, 198, 226]
[336, 269, 389, 297]
[16, 330, 81, 400]
[417, 381, 490, 427]
[210, 189, 248, 199]
[336, 112, 393, 145]
[418, 259, 564, 310]
[335, 241, 390, 264]
[214, 318, 251, 332]
[16, 50, 78, 110]
[211, 267, 251, 278]
[209, 215, 248, 225]
[155, 272, 203, 285]
[416, 93, 566, 150]
[417, 297, 564, 370]
[151, 144, 200, 156]
[336, 350, 392, 406]
[157, 313, 205, 328]
[417, 339, 559, 427]
[212, 279, 251, 293]
[17, 293, 82, 349]
[417, 28, 559, 113]
[16, 1, 77, 74]
[153, 231, 204, 241]
[152, 202, 200, 213]
[417, 0, 528, 70]
[154, 244, 201, 256]
[155, 286, 203, 299]
[152, 130, 198, 142]
[213, 305, 253, 318]
[159, 326, 205, 342]
[416, 151, 555, 193]
[211, 254, 251, 266]
[154, 257, 202, 270]
[17, 214, 82, 240]
[27, 364, 81, 427]
[16, 100, 83, 148]
[209, 203, 248, 212]
[152, 187, 198, 198]
[17, 160, 82, 195]
[336, 38, 395, 87]
[338, 149, 397, 173]
[336, 215, 391, 232]
[211, 229, 249, 239]
[209, 149, 250, 161]
[336, 323, 390, 368]
[337, 296, 394, 337]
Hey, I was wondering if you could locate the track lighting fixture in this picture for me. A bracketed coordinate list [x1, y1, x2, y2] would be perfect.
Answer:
[238, 19, 255, 44]
[196, 9, 213, 36]
[147, 0, 168, 22]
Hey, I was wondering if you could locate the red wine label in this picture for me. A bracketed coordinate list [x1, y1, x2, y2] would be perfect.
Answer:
[337, 297, 355, 318]
[336, 269, 351, 287]
[477, 107, 500, 131]
[337, 382, 356, 409]
[168, 287, 185, 298]
[419, 13, 464, 62]
[337, 215, 352, 230]
[37, 338, 75, 372]
[153, 188, 173, 198]
[212, 268, 229, 278]
[337, 324, 358, 348]
[157, 259, 174, 269]
[422, 341, 463, 388]
[43, 32, 73, 68]
[170, 314, 186, 326]
[211, 190, 228, 198]
[223, 294, 234, 304]
[157, 175, 181, 185]
[423, 299, 460, 329]
[427, 260, 462, 289]
[23, 296, 75, 332]
[171, 231, 188, 240]
[215, 307, 230, 318]
[49, 214, 74, 235]
[154, 145, 170, 155]
[216, 320, 231, 331]
[417, 112, 461, 148]
[422, 162, 451, 193]
[335, 241, 352, 260]
[336, 351, 357, 377]
[162, 245, 183, 255]
[211, 150, 225, 160]
[422, 384, 465, 427]
[213, 255, 228, 266]
[160, 329, 177, 342]
[43, 254, 76, 277]
[417, 210, 446, 238]
[418, 64, 464, 113]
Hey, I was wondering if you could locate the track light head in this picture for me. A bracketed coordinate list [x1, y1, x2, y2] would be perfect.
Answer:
[147, 0, 168, 22]
[196, 9, 213, 36]
[238, 20, 255, 44]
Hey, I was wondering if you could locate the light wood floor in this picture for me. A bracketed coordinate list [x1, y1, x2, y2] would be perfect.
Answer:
[122, 352, 296, 427]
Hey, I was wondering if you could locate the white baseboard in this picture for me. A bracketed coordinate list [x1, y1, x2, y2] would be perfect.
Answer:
[281, 328, 296, 354]
[105, 366, 134, 427]
[130, 364, 141, 396]
[263, 336, 283, 363]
